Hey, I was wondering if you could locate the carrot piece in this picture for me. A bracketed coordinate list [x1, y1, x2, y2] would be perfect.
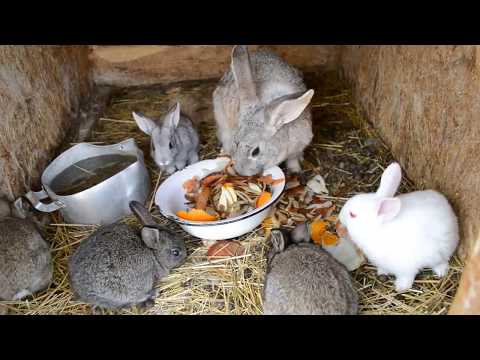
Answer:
[195, 186, 210, 210]
[201, 174, 224, 187]
[255, 191, 272, 208]
[322, 231, 339, 246]
[310, 220, 327, 245]
[176, 208, 219, 222]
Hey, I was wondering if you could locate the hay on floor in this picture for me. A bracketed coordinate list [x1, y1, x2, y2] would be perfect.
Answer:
[1, 73, 463, 315]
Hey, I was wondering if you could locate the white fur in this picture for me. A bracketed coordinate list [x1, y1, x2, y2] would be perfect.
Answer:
[338, 162, 459, 292]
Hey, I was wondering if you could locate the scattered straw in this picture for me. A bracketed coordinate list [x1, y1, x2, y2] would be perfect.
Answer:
[2, 74, 463, 315]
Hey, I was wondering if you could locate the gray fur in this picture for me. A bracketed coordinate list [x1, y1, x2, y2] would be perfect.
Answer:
[0, 198, 53, 302]
[68, 201, 186, 310]
[213, 46, 314, 176]
[263, 228, 358, 315]
[132, 102, 199, 175]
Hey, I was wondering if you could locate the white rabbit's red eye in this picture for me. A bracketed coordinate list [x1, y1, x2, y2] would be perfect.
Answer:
[349, 211, 357, 218]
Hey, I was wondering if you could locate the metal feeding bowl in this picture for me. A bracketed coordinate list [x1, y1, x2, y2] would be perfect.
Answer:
[155, 157, 286, 241]
[25, 138, 151, 225]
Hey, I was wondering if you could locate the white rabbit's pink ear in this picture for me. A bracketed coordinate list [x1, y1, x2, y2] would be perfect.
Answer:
[231, 45, 257, 107]
[376, 162, 402, 198]
[132, 112, 157, 136]
[267, 89, 314, 132]
[376, 197, 401, 223]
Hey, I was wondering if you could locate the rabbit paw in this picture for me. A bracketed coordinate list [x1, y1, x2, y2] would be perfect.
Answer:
[394, 275, 415, 293]
[90, 306, 104, 315]
[139, 298, 156, 310]
[188, 152, 199, 165]
[377, 268, 389, 276]
[175, 159, 187, 171]
[13, 289, 32, 300]
[433, 263, 449, 278]
[165, 165, 176, 175]
[286, 158, 302, 174]
[202, 239, 217, 247]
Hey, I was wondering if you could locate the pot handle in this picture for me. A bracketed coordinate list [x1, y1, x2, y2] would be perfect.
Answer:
[25, 189, 66, 213]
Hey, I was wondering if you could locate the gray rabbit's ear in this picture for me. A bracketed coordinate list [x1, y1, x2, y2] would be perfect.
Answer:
[267, 89, 314, 132]
[376, 162, 402, 198]
[132, 112, 157, 136]
[141, 227, 168, 249]
[270, 229, 286, 253]
[130, 201, 156, 227]
[231, 45, 257, 107]
[164, 102, 181, 131]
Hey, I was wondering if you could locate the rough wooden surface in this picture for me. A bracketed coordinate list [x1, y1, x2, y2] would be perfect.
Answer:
[338, 45, 480, 314]
[90, 45, 339, 87]
[0, 46, 92, 200]
[449, 237, 480, 314]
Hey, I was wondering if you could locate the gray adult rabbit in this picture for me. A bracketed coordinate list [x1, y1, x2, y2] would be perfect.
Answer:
[213, 45, 314, 176]
[0, 198, 53, 304]
[68, 201, 187, 311]
[132, 102, 200, 175]
[263, 227, 358, 315]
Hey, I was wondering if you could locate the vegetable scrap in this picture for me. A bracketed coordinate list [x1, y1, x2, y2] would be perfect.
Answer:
[310, 220, 339, 246]
[207, 240, 246, 258]
[176, 160, 284, 221]
[263, 174, 337, 231]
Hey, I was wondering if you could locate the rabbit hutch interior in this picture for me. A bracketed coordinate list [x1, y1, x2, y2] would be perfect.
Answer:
[0, 45, 478, 315]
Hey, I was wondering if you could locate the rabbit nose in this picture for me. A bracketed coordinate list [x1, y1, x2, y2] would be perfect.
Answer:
[157, 160, 172, 166]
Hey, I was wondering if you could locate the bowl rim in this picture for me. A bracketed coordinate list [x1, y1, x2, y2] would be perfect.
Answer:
[157, 159, 286, 227]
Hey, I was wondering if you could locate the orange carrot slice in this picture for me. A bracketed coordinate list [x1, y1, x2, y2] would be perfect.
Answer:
[176, 208, 219, 222]
[322, 231, 339, 246]
[256, 191, 272, 208]
[310, 220, 327, 245]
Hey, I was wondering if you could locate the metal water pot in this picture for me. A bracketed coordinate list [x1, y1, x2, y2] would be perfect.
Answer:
[25, 138, 151, 225]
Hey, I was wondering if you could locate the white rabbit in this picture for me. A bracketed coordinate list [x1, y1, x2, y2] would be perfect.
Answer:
[132, 102, 199, 175]
[337, 162, 459, 292]
[213, 45, 314, 176]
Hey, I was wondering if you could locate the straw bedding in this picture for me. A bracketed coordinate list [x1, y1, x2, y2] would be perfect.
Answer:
[1, 72, 463, 315]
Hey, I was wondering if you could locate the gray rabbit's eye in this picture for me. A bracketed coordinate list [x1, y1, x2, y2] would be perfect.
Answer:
[171, 248, 180, 257]
[251, 147, 260, 157]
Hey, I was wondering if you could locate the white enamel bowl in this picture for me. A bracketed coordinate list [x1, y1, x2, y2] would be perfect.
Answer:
[155, 157, 285, 241]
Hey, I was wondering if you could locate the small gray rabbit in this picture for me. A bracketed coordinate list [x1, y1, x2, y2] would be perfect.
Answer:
[263, 227, 358, 315]
[132, 102, 200, 175]
[0, 198, 53, 304]
[68, 201, 186, 311]
[213, 45, 314, 176]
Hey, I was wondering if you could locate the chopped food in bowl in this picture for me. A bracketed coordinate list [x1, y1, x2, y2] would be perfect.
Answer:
[155, 157, 285, 240]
